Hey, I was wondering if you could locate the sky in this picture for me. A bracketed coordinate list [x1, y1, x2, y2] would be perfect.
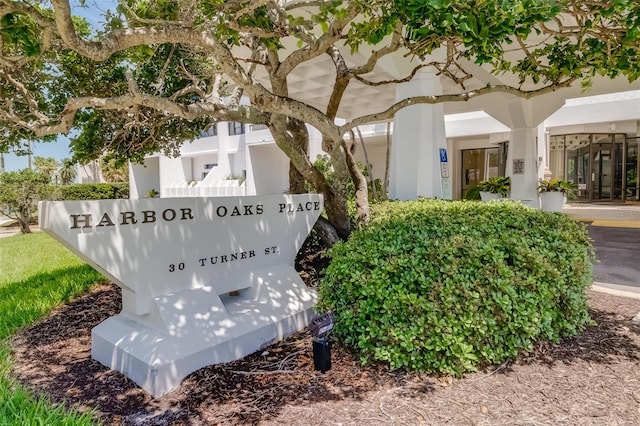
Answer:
[3, 1, 116, 172]
[3, 137, 72, 172]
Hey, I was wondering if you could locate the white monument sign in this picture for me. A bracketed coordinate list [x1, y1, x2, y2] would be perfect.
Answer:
[39, 194, 323, 397]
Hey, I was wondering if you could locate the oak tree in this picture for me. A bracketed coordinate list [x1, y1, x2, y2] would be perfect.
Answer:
[0, 168, 51, 233]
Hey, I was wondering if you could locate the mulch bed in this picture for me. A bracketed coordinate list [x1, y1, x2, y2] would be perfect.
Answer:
[9, 245, 640, 425]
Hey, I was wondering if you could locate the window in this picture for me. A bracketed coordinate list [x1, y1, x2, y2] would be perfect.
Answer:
[200, 125, 217, 137]
[202, 163, 217, 180]
[558, 133, 630, 201]
[460, 145, 508, 198]
[229, 122, 245, 135]
[250, 124, 268, 132]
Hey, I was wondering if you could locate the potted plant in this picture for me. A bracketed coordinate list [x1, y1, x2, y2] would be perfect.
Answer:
[463, 184, 482, 201]
[477, 176, 510, 201]
[145, 188, 160, 198]
[537, 179, 577, 212]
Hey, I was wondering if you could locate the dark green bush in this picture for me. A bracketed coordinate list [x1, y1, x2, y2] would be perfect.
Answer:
[56, 183, 129, 200]
[462, 184, 482, 200]
[318, 199, 595, 376]
[112, 182, 130, 199]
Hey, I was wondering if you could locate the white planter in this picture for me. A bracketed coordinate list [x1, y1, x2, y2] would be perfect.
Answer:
[539, 191, 566, 212]
[480, 191, 505, 202]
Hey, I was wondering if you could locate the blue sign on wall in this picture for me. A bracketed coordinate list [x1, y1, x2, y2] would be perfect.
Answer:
[439, 148, 448, 163]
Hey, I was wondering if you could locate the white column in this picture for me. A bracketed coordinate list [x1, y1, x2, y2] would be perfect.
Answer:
[218, 124, 231, 177]
[506, 127, 540, 206]
[389, 68, 451, 200]
[541, 123, 553, 181]
[483, 96, 567, 207]
[244, 145, 257, 196]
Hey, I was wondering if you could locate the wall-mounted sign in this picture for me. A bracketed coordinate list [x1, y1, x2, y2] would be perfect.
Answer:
[441, 178, 451, 199]
[440, 163, 449, 179]
[439, 148, 450, 178]
[439, 148, 448, 163]
[513, 159, 525, 175]
[39, 194, 323, 397]
[439, 148, 451, 198]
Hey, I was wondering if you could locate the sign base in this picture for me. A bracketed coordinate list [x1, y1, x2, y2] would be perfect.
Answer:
[91, 265, 316, 397]
[40, 194, 323, 396]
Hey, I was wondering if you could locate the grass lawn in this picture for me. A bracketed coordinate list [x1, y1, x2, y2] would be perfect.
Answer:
[0, 232, 105, 425]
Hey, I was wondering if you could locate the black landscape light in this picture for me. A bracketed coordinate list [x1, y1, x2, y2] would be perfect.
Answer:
[309, 312, 335, 373]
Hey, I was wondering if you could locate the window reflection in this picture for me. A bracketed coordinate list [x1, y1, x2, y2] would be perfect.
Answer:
[549, 133, 637, 202]
[461, 143, 508, 198]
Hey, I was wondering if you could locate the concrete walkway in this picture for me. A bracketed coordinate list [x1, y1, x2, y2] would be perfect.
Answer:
[0, 224, 19, 238]
[562, 203, 640, 301]
[563, 202, 640, 226]
[0, 224, 39, 238]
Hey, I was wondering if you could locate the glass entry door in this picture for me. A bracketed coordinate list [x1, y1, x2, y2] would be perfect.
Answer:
[558, 133, 635, 202]
[590, 137, 624, 202]
[627, 140, 639, 201]
[566, 145, 590, 200]
[591, 143, 612, 200]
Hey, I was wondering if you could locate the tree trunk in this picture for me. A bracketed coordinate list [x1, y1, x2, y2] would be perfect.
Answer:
[326, 138, 355, 230]
[19, 208, 31, 234]
[342, 139, 370, 227]
[322, 189, 351, 239]
[269, 117, 352, 239]
[355, 127, 378, 200]
[289, 162, 305, 194]
[287, 119, 309, 194]
[313, 216, 340, 247]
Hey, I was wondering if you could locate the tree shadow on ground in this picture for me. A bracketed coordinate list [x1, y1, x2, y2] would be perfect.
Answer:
[9, 284, 640, 425]
[10, 284, 436, 425]
[516, 307, 640, 367]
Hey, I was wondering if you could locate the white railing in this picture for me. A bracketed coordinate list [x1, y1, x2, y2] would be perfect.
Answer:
[162, 180, 246, 197]
[344, 123, 393, 140]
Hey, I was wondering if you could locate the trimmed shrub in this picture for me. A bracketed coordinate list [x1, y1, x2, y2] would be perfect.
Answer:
[56, 183, 129, 200]
[318, 199, 595, 376]
[111, 182, 130, 199]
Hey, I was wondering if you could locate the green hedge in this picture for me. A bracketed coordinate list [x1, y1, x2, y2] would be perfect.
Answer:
[318, 199, 595, 376]
[55, 183, 129, 200]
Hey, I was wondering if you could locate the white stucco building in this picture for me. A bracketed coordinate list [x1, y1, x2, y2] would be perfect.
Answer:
[130, 86, 640, 205]
[128, 15, 640, 206]
[77, 160, 104, 184]
[128, 4, 640, 206]
[131, 10, 640, 206]
[130, 120, 324, 199]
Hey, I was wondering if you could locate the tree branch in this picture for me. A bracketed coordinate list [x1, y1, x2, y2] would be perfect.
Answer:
[118, 1, 189, 26]
[355, 63, 432, 87]
[0, 90, 269, 138]
[234, 0, 271, 20]
[340, 79, 577, 133]
[4, 2, 342, 140]
[351, 22, 404, 76]
[275, 3, 360, 79]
